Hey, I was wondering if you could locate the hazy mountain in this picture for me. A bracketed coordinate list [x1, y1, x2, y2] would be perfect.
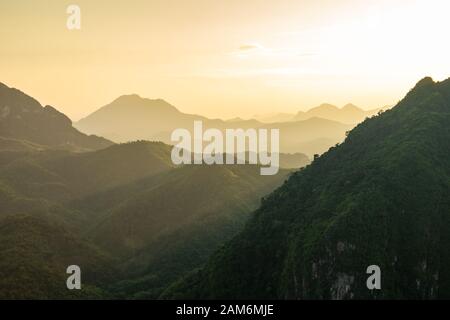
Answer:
[262, 117, 353, 155]
[163, 76, 450, 299]
[254, 105, 385, 124]
[252, 113, 296, 123]
[0, 83, 299, 298]
[294, 103, 383, 124]
[75, 95, 205, 143]
[75, 95, 351, 156]
[0, 82, 112, 151]
[278, 153, 310, 169]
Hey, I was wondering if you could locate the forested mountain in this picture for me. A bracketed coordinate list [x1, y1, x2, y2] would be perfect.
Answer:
[0, 84, 294, 298]
[163, 77, 450, 299]
[0, 214, 116, 299]
[84, 164, 289, 298]
[0, 138, 290, 298]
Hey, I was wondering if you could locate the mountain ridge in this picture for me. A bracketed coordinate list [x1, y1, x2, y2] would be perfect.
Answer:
[74, 95, 353, 156]
[162, 76, 450, 299]
[0, 82, 113, 151]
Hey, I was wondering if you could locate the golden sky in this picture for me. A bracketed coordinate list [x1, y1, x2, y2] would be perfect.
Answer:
[1, 0, 449, 120]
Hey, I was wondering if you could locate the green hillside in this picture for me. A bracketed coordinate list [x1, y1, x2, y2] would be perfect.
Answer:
[0, 214, 116, 299]
[0, 141, 175, 204]
[79, 164, 290, 298]
[163, 77, 450, 299]
[0, 114, 291, 299]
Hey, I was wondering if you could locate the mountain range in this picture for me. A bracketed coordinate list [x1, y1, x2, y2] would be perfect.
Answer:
[0, 82, 294, 298]
[254, 104, 385, 124]
[1, 76, 448, 300]
[163, 77, 450, 299]
[75, 96, 363, 156]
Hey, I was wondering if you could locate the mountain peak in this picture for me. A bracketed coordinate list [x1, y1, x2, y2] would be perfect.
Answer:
[342, 103, 360, 111]
[0, 82, 42, 111]
[43, 105, 72, 126]
[415, 76, 435, 88]
[109, 95, 178, 112]
[113, 94, 143, 103]
[0, 82, 112, 150]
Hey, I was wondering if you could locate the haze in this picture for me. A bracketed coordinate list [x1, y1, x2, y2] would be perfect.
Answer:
[1, 0, 449, 120]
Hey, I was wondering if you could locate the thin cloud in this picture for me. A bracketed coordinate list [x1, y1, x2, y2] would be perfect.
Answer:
[232, 43, 316, 59]
[239, 44, 262, 51]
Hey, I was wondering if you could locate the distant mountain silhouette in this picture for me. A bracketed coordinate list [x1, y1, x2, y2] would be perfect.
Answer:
[294, 103, 383, 124]
[75, 95, 352, 156]
[0, 82, 112, 151]
[263, 117, 353, 155]
[254, 105, 387, 124]
[75, 95, 205, 143]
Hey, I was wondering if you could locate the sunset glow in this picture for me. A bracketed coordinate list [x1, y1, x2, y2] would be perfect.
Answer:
[1, 0, 449, 120]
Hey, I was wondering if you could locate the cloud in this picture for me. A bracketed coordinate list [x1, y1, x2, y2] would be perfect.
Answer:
[233, 43, 315, 59]
[238, 44, 264, 51]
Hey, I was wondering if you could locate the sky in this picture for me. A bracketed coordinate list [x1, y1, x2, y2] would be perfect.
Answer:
[1, 0, 450, 121]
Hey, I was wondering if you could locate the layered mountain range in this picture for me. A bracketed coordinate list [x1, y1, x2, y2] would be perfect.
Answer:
[163, 77, 450, 299]
[74, 96, 369, 156]
[1, 76, 448, 300]
[254, 103, 384, 124]
[0, 83, 293, 298]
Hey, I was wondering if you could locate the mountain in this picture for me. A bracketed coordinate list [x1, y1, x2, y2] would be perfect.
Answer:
[0, 141, 176, 205]
[74, 95, 238, 141]
[163, 76, 450, 299]
[0, 84, 297, 298]
[75, 94, 205, 143]
[0, 82, 309, 299]
[0, 138, 292, 298]
[75, 94, 351, 156]
[89, 164, 289, 256]
[262, 117, 353, 155]
[0, 82, 112, 151]
[278, 153, 310, 169]
[75, 95, 266, 144]
[77, 164, 290, 298]
[294, 103, 383, 124]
